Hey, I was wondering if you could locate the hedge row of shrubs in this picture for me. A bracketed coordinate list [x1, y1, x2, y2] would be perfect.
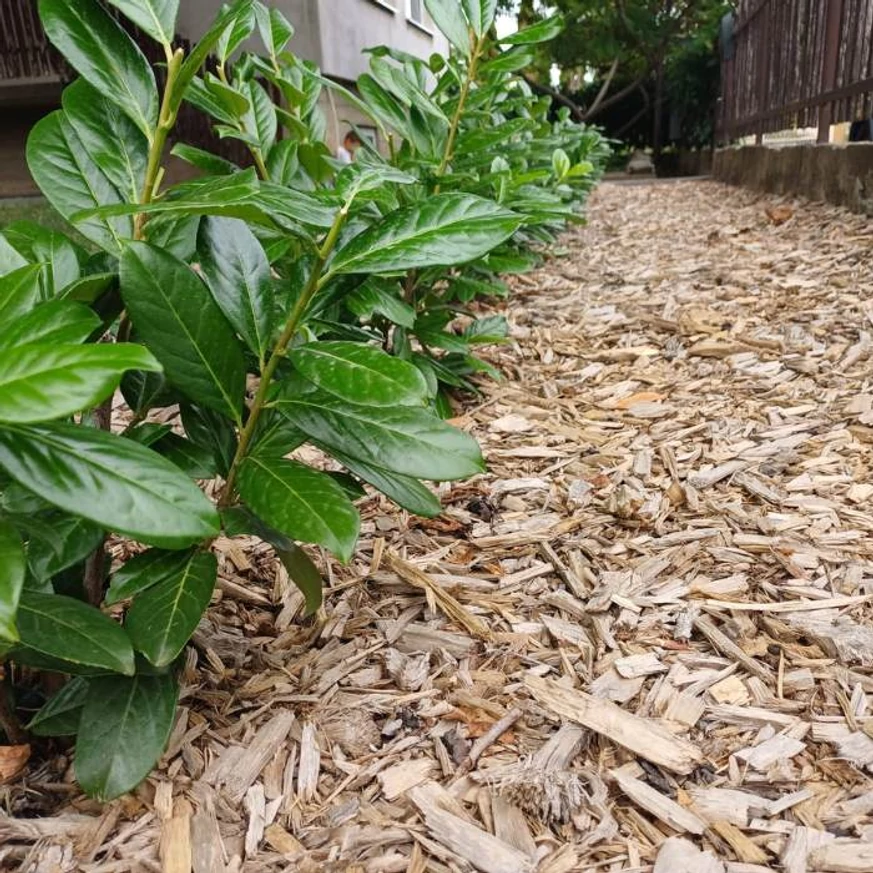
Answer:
[0, 0, 608, 799]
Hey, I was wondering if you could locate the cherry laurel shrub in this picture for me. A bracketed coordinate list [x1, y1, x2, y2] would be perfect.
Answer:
[0, 0, 608, 800]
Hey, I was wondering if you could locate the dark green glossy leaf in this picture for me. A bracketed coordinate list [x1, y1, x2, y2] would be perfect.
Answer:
[499, 12, 564, 44]
[239, 457, 360, 563]
[62, 78, 148, 203]
[0, 520, 25, 642]
[126, 551, 216, 666]
[171, 143, 238, 175]
[17, 590, 135, 675]
[120, 242, 246, 423]
[143, 214, 201, 262]
[265, 140, 299, 185]
[154, 433, 219, 479]
[0, 344, 161, 424]
[27, 676, 88, 736]
[120, 368, 175, 416]
[180, 404, 238, 477]
[0, 234, 28, 274]
[176, 0, 254, 103]
[0, 423, 219, 549]
[331, 194, 522, 275]
[250, 410, 306, 459]
[27, 112, 132, 252]
[26, 512, 105, 584]
[254, 2, 293, 60]
[0, 301, 99, 352]
[464, 314, 508, 344]
[216, 0, 255, 62]
[39, 0, 158, 139]
[105, 548, 191, 606]
[197, 217, 274, 363]
[274, 390, 484, 481]
[357, 74, 410, 136]
[3, 221, 84, 294]
[325, 447, 442, 517]
[0, 265, 45, 321]
[61, 272, 117, 305]
[479, 46, 537, 74]
[103, 0, 179, 46]
[290, 341, 428, 407]
[345, 280, 415, 329]
[222, 506, 323, 615]
[75, 672, 178, 801]
[424, 0, 472, 56]
[244, 81, 278, 155]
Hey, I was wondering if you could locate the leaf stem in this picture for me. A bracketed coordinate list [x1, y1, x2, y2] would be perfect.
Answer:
[135, 48, 185, 240]
[219, 205, 349, 504]
[436, 33, 486, 181]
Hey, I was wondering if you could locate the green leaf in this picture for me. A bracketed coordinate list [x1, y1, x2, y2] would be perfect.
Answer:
[0, 344, 161, 425]
[39, 0, 158, 140]
[369, 56, 447, 124]
[0, 301, 100, 352]
[197, 217, 274, 363]
[27, 112, 132, 252]
[180, 404, 238, 478]
[126, 551, 216, 667]
[0, 234, 28, 274]
[290, 342, 428, 407]
[62, 78, 148, 203]
[479, 46, 537, 74]
[357, 74, 410, 137]
[176, 0, 255, 104]
[464, 314, 509, 344]
[325, 448, 442, 517]
[106, 549, 191, 606]
[17, 590, 135, 675]
[0, 423, 219, 549]
[500, 12, 563, 45]
[216, 1, 256, 62]
[75, 672, 178, 801]
[254, 3, 294, 61]
[331, 194, 522, 275]
[239, 457, 360, 563]
[28, 677, 89, 736]
[244, 81, 278, 155]
[102, 0, 179, 47]
[120, 242, 246, 423]
[171, 143, 238, 175]
[274, 390, 485, 481]
[3, 221, 84, 294]
[26, 512, 105, 583]
[0, 520, 25, 642]
[222, 506, 323, 615]
[0, 265, 44, 321]
[461, 0, 497, 36]
[250, 410, 306, 459]
[155, 433, 219, 479]
[266, 140, 299, 185]
[424, 0, 472, 56]
[62, 272, 118, 305]
[345, 280, 416, 329]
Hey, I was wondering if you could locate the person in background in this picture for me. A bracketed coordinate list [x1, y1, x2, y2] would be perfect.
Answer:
[337, 130, 362, 164]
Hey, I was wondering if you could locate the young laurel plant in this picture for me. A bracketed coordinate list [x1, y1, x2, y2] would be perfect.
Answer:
[0, 0, 524, 800]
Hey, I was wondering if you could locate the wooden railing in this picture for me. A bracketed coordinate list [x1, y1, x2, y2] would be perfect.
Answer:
[718, 0, 873, 144]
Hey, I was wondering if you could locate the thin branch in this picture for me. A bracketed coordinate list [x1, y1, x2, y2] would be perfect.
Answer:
[585, 57, 620, 118]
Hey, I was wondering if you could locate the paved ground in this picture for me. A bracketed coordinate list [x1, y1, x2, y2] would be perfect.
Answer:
[5, 180, 873, 872]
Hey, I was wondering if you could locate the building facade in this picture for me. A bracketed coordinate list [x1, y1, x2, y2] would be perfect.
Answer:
[0, 0, 449, 195]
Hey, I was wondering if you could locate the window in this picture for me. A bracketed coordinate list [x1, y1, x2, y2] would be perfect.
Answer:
[408, 0, 423, 23]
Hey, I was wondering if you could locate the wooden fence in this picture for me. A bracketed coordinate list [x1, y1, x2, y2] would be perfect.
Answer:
[718, 0, 873, 144]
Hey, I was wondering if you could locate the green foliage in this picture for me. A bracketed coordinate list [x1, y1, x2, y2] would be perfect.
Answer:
[0, 0, 608, 801]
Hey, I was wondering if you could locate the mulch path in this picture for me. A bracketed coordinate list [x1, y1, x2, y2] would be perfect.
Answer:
[4, 180, 873, 873]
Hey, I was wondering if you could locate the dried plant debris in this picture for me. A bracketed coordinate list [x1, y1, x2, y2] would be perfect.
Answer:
[5, 180, 873, 871]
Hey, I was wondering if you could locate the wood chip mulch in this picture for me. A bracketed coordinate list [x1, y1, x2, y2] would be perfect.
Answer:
[4, 179, 873, 873]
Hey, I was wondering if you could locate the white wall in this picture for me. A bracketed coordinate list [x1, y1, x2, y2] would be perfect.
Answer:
[175, 0, 449, 82]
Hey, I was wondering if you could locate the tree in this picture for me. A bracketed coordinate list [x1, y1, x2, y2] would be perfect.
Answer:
[518, 0, 729, 155]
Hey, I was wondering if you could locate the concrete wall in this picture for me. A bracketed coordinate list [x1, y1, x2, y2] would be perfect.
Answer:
[713, 144, 873, 215]
[176, 0, 449, 82]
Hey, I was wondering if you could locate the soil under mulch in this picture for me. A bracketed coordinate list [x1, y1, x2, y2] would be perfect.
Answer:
[4, 180, 873, 872]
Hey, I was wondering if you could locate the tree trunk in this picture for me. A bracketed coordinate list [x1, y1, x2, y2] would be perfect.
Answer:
[653, 58, 665, 160]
